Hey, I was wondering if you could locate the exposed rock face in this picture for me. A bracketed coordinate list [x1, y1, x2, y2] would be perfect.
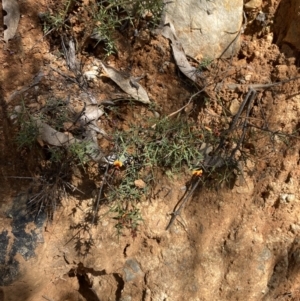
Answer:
[162, 0, 243, 60]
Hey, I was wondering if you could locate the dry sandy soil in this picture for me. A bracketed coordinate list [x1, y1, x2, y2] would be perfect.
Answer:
[1, 0, 300, 301]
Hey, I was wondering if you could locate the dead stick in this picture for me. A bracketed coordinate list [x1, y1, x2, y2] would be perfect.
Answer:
[226, 76, 300, 90]
[151, 87, 206, 129]
[92, 164, 110, 224]
[166, 176, 201, 230]
[230, 89, 257, 159]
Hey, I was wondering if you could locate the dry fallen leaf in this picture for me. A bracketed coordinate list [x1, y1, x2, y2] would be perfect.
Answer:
[3, 0, 20, 42]
[75, 104, 110, 139]
[36, 120, 105, 162]
[78, 105, 104, 126]
[99, 62, 150, 104]
[36, 120, 78, 147]
[161, 23, 198, 82]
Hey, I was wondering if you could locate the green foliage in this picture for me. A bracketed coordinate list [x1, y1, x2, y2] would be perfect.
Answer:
[114, 117, 204, 174]
[15, 103, 40, 149]
[91, 4, 127, 56]
[129, 0, 164, 27]
[14, 99, 93, 219]
[91, 0, 164, 56]
[41, 12, 65, 34]
[15, 118, 39, 149]
[41, 0, 164, 56]
[47, 146, 66, 163]
[40, 0, 73, 34]
[107, 161, 147, 203]
[101, 116, 204, 234]
[197, 57, 213, 72]
[110, 202, 143, 237]
[146, 118, 203, 171]
[15, 98, 94, 167]
[68, 140, 95, 167]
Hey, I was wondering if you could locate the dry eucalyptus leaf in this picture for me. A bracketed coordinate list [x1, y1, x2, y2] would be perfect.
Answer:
[76, 104, 110, 139]
[36, 120, 78, 146]
[162, 23, 198, 82]
[85, 122, 110, 138]
[66, 39, 78, 73]
[3, 0, 20, 42]
[36, 120, 105, 162]
[84, 129, 106, 162]
[78, 105, 104, 126]
[100, 62, 150, 104]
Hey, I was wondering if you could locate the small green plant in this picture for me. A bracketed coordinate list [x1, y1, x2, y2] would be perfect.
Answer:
[114, 117, 204, 174]
[197, 57, 213, 71]
[98, 116, 206, 234]
[13, 99, 95, 219]
[146, 118, 204, 172]
[130, 0, 164, 27]
[15, 104, 40, 149]
[15, 98, 72, 150]
[91, 3, 129, 56]
[41, 12, 65, 34]
[47, 146, 66, 163]
[15, 119, 39, 149]
[110, 202, 143, 238]
[68, 140, 95, 167]
[40, 0, 73, 34]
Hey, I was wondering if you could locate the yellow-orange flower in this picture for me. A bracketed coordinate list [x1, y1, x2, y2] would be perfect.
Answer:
[192, 169, 203, 177]
[113, 160, 123, 168]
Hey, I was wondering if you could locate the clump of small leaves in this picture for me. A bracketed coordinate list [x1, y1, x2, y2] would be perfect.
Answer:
[129, 0, 165, 27]
[15, 118, 39, 149]
[68, 140, 96, 168]
[15, 103, 40, 149]
[110, 202, 143, 238]
[39, 0, 73, 34]
[113, 117, 204, 174]
[197, 57, 213, 72]
[99, 116, 205, 234]
[145, 118, 204, 172]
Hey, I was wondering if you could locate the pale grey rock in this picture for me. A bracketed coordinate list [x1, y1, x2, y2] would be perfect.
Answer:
[163, 0, 243, 59]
